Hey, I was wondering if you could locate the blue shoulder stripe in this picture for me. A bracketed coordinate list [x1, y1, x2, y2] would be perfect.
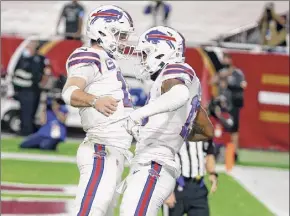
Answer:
[165, 64, 195, 76]
[68, 58, 101, 72]
[69, 52, 100, 60]
[163, 69, 193, 81]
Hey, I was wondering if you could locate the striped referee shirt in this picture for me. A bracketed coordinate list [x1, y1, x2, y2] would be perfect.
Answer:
[176, 140, 215, 178]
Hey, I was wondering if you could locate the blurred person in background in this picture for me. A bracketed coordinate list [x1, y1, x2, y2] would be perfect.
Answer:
[258, 2, 288, 47]
[20, 95, 68, 151]
[144, 0, 171, 26]
[163, 140, 218, 216]
[211, 53, 247, 161]
[1, 65, 8, 98]
[56, 0, 85, 40]
[208, 95, 234, 161]
[12, 40, 52, 136]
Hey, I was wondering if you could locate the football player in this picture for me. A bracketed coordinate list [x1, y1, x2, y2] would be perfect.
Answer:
[61, 5, 135, 216]
[119, 26, 214, 216]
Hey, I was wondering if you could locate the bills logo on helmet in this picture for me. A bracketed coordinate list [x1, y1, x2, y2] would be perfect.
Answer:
[145, 30, 176, 49]
[90, 9, 123, 24]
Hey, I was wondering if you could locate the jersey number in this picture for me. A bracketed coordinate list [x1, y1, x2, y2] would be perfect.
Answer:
[116, 71, 133, 107]
[180, 95, 200, 139]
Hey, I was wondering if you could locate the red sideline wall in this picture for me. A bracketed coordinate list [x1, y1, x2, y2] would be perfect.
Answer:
[1, 36, 289, 151]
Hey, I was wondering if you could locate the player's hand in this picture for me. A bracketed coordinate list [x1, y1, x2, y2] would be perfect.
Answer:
[124, 117, 138, 134]
[165, 192, 176, 208]
[123, 116, 141, 140]
[94, 96, 120, 117]
[209, 173, 218, 194]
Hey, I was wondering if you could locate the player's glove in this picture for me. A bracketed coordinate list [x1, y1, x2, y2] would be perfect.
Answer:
[123, 116, 141, 140]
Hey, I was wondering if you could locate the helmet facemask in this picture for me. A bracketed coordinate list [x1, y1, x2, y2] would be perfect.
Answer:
[134, 42, 183, 80]
[97, 25, 135, 59]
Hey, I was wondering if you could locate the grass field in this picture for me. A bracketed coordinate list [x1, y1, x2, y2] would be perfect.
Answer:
[2, 137, 286, 216]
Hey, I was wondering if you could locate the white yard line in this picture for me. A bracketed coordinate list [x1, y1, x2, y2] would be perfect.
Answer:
[1, 132, 84, 143]
[230, 166, 289, 216]
[2, 214, 70, 216]
[2, 152, 76, 163]
[1, 190, 75, 197]
[1, 151, 133, 166]
[1, 196, 73, 202]
[1, 181, 76, 189]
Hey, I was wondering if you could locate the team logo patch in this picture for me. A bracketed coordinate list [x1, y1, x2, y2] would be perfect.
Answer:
[93, 150, 107, 159]
[148, 168, 160, 179]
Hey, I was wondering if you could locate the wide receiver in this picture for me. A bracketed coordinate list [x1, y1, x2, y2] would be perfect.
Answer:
[61, 5, 135, 216]
[119, 26, 214, 215]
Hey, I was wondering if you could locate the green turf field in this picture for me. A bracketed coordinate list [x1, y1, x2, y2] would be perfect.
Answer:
[1, 137, 283, 216]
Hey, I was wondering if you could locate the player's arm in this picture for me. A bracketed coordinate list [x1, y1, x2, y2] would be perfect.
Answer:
[204, 140, 218, 193]
[62, 76, 95, 107]
[188, 106, 214, 142]
[129, 78, 189, 122]
[62, 64, 119, 117]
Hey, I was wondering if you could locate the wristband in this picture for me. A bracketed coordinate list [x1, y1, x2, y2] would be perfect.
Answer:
[90, 97, 99, 108]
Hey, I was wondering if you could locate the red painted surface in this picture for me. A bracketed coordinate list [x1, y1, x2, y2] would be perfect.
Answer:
[1, 200, 66, 214]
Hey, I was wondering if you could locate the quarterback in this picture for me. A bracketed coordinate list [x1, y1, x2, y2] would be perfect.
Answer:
[119, 26, 214, 216]
[61, 5, 135, 216]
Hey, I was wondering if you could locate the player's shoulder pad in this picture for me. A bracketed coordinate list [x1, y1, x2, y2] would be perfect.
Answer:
[162, 63, 196, 82]
[66, 46, 102, 72]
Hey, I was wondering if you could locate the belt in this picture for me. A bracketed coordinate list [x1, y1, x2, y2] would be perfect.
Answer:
[184, 176, 204, 183]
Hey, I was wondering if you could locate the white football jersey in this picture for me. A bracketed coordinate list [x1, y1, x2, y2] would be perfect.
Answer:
[133, 63, 202, 176]
[66, 47, 133, 149]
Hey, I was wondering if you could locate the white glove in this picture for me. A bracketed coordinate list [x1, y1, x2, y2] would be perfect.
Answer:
[123, 116, 141, 141]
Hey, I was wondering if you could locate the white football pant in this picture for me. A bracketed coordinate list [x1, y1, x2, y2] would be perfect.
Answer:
[120, 161, 176, 216]
[72, 141, 125, 216]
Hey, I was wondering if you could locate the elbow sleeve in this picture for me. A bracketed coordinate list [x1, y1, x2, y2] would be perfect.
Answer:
[62, 86, 80, 105]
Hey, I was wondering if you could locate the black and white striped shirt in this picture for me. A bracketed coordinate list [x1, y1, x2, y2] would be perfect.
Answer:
[176, 140, 215, 178]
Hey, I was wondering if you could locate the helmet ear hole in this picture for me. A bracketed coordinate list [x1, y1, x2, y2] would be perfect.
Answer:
[98, 31, 106, 37]
[155, 54, 164, 59]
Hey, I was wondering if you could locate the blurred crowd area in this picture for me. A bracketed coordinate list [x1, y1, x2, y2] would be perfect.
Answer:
[0, 1, 289, 153]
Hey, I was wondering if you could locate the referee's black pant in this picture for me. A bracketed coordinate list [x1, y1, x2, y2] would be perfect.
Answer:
[164, 177, 209, 216]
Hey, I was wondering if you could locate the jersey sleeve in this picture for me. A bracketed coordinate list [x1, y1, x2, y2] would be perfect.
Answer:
[161, 63, 195, 87]
[66, 50, 102, 85]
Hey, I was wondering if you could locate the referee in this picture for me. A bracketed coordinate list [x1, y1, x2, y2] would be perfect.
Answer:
[163, 140, 218, 216]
